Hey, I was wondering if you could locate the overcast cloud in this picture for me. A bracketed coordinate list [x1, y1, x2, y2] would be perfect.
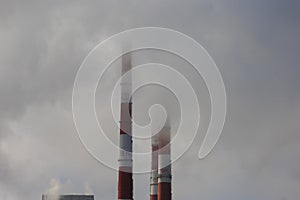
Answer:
[0, 0, 300, 200]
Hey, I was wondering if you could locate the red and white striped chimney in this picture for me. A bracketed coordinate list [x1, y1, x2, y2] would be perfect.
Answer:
[150, 135, 158, 200]
[158, 125, 172, 200]
[118, 53, 133, 200]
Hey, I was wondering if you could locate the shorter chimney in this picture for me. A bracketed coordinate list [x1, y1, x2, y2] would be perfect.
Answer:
[157, 125, 172, 200]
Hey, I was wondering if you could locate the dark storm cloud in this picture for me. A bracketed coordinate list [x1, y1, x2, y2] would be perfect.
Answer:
[0, 0, 299, 199]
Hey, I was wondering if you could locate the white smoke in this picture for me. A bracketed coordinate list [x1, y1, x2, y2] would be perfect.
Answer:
[43, 179, 94, 199]
[43, 178, 61, 200]
[84, 182, 93, 195]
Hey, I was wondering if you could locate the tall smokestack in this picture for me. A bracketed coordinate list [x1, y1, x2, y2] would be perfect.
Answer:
[150, 135, 158, 200]
[118, 53, 133, 200]
[157, 124, 172, 200]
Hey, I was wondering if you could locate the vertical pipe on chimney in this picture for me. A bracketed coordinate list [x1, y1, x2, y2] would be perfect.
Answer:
[118, 53, 133, 200]
[158, 125, 172, 200]
[150, 135, 158, 200]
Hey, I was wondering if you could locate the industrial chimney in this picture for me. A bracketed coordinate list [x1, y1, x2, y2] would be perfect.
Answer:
[150, 135, 158, 200]
[118, 53, 133, 200]
[157, 125, 172, 200]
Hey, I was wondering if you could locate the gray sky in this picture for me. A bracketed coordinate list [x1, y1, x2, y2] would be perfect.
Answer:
[0, 0, 300, 199]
